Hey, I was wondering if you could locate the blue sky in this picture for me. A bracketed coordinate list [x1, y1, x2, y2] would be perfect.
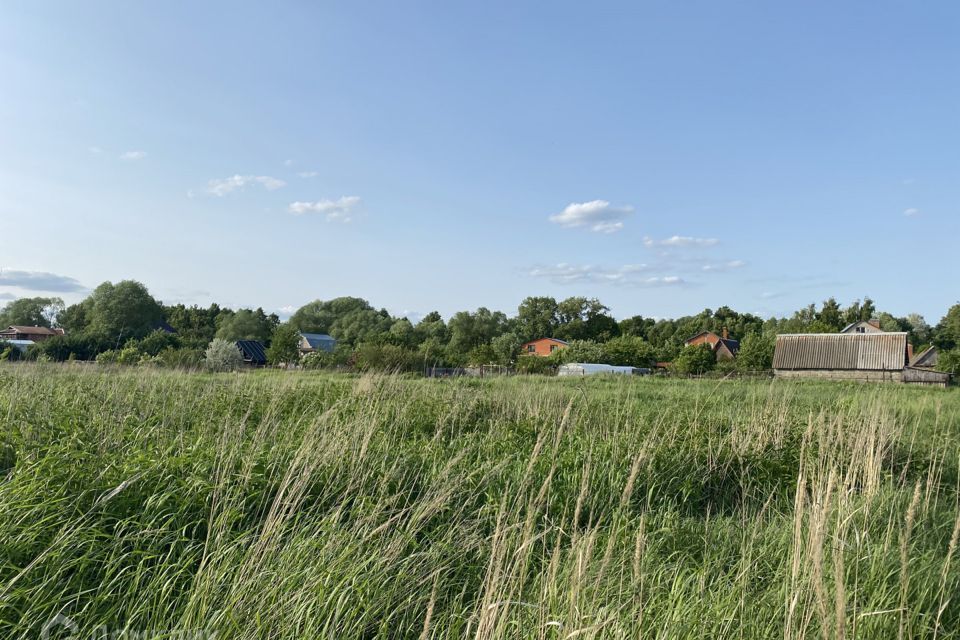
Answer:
[2, 2, 958, 323]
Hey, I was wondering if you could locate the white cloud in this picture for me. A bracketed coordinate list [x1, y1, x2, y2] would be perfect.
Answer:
[297, 171, 319, 178]
[119, 150, 147, 161]
[0, 269, 87, 293]
[527, 263, 684, 287]
[644, 235, 719, 247]
[903, 208, 920, 217]
[205, 175, 287, 196]
[284, 159, 294, 167]
[548, 200, 634, 233]
[702, 260, 746, 272]
[289, 196, 361, 222]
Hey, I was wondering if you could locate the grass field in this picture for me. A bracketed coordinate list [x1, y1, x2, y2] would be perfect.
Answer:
[1, 364, 959, 639]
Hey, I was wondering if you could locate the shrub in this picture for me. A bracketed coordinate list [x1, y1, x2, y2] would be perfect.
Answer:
[204, 338, 243, 372]
[515, 355, 555, 375]
[354, 343, 419, 373]
[672, 344, 716, 375]
[736, 332, 775, 371]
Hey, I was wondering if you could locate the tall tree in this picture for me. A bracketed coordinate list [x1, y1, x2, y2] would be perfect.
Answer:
[85, 281, 163, 341]
[516, 296, 558, 341]
[216, 308, 278, 343]
[0, 296, 64, 328]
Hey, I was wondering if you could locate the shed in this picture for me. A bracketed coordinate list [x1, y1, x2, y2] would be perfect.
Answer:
[235, 340, 267, 366]
[773, 333, 909, 382]
[909, 346, 939, 369]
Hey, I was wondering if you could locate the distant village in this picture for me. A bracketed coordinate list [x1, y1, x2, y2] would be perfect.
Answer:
[2, 314, 952, 387]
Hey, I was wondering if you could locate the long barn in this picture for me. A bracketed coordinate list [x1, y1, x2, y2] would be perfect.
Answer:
[774, 332, 909, 382]
[773, 332, 951, 386]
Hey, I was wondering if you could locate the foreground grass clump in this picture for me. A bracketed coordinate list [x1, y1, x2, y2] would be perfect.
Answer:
[0, 365, 959, 638]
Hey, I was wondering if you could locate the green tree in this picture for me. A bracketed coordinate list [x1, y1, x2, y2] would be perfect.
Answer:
[555, 339, 605, 364]
[602, 335, 655, 367]
[446, 308, 508, 357]
[491, 332, 522, 365]
[937, 349, 960, 375]
[266, 323, 301, 365]
[555, 297, 619, 342]
[290, 297, 392, 346]
[816, 298, 843, 331]
[216, 308, 277, 343]
[0, 296, 64, 328]
[672, 344, 716, 375]
[131, 329, 180, 356]
[736, 333, 775, 371]
[516, 296, 559, 342]
[934, 304, 960, 350]
[85, 280, 164, 342]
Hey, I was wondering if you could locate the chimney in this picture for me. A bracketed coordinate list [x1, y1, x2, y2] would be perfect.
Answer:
[722, 327, 729, 340]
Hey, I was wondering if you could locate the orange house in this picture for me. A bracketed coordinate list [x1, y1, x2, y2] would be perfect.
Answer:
[520, 337, 568, 357]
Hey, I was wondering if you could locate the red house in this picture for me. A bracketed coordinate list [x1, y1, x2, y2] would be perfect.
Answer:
[520, 337, 568, 357]
[684, 328, 740, 361]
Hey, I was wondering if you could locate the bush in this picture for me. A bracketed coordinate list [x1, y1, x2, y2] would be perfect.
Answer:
[157, 347, 204, 369]
[204, 339, 243, 372]
[131, 330, 180, 356]
[938, 349, 960, 375]
[28, 333, 112, 361]
[302, 345, 353, 369]
[354, 343, 419, 373]
[672, 344, 716, 375]
[515, 355, 555, 375]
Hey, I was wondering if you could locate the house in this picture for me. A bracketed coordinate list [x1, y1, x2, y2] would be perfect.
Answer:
[235, 340, 267, 366]
[684, 328, 740, 361]
[772, 332, 950, 386]
[520, 337, 568, 357]
[299, 332, 336, 355]
[840, 320, 883, 334]
[0, 326, 64, 342]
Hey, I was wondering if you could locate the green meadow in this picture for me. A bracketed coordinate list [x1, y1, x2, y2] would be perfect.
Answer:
[1, 364, 959, 638]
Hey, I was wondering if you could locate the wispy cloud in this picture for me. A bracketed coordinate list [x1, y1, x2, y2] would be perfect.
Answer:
[0, 292, 15, 301]
[297, 171, 319, 178]
[903, 207, 920, 217]
[527, 263, 684, 287]
[0, 269, 87, 293]
[548, 200, 634, 233]
[205, 174, 287, 196]
[119, 150, 147, 161]
[702, 260, 746, 272]
[643, 235, 719, 248]
[289, 196, 361, 222]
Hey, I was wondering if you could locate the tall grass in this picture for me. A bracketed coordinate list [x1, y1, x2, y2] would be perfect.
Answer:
[0, 364, 958, 638]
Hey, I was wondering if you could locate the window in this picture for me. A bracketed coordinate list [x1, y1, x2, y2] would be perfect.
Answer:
[550, 345, 558, 352]
[856, 326, 865, 333]
[527, 344, 536, 353]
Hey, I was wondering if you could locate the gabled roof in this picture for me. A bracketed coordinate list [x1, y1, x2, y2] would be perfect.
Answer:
[300, 332, 337, 350]
[2, 326, 61, 335]
[840, 319, 883, 333]
[684, 330, 718, 343]
[773, 332, 909, 371]
[521, 337, 568, 346]
[717, 338, 740, 354]
[235, 340, 267, 365]
[910, 346, 939, 368]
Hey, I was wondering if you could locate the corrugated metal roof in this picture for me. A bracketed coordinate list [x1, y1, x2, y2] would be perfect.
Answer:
[235, 340, 267, 365]
[773, 333, 908, 371]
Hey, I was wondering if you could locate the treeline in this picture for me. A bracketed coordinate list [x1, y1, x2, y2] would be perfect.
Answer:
[1, 280, 959, 374]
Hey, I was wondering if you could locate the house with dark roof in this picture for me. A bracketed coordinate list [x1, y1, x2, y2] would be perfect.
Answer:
[298, 332, 336, 355]
[520, 337, 568, 357]
[235, 340, 267, 366]
[0, 326, 65, 342]
[684, 329, 740, 361]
